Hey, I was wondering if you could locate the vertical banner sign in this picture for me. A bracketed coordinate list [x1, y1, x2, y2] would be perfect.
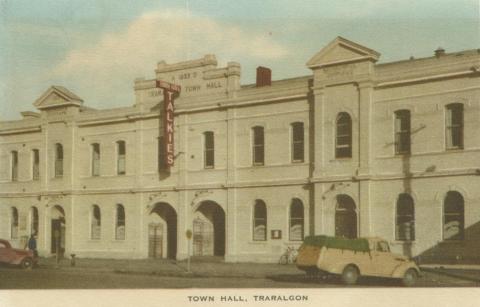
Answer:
[156, 80, 181, 168]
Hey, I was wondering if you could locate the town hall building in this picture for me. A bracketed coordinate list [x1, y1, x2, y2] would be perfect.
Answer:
[1, 37, 479, 263]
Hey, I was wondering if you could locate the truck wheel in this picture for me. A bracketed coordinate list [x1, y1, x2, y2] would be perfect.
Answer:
[342, 265, 359, 285]
[402, 269, 417, 287]
[21, 257, 33, 269]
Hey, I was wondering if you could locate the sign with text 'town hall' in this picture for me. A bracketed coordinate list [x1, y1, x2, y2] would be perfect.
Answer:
[156, 80, 181, 168]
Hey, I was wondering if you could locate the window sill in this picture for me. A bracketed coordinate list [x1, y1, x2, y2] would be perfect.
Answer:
[249, 240, 268, 245]
[445, 147, 464, 152]
[394, 152, 411, 157]
[291, 160, 305, 164]
[87, 239, 102, 243]
[391, 240, 416, 244]
[332, 157, 353, 162]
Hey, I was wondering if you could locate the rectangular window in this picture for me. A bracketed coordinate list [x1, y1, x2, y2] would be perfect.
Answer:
[11, 151, 18, 181]
[394, 110, 411, 154]
[158, 136, 166, 171]
[335, 113, 352, 158]
[91, 143, 100, 176]
[292, 122, 304, 162]
[446, 104, 464, 149]
[252, 126, 264, 165]
[117, 141, 126, 175]
[55, 144, 63, 178]
[32, 149, 40, 180]
[204, 132, 214, 168]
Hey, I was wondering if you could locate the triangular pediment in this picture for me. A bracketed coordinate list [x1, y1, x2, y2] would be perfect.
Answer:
[34, 86, 83, 110]
[307, 36, 380, 69]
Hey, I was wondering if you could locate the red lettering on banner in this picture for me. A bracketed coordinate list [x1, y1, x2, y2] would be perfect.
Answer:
[156, 80, 181, 169]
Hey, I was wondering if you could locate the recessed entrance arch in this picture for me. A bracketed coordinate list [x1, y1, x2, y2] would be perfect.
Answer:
[335, 195, 357, 239]
[193, 201, 225, 257]
[149, 202, 177, 259]
[50, 205, 65, 254]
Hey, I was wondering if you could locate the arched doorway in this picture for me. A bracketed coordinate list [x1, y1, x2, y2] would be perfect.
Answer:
[149, 203, 177, 259]
[193, 201, 225, 257]
[335, 195, 357, 239]
[51, 205, 65, 255]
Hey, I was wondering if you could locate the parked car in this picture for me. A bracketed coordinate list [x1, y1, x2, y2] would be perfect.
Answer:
[296, 235, 420, 286]
[0, 239, 37, 269]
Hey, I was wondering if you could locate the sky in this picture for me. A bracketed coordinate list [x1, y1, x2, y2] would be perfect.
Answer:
[0, 0, 479, 120]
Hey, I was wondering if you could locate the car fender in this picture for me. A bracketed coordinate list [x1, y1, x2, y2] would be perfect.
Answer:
[324, 261, 360, 275]
[391, 262, 420, 278]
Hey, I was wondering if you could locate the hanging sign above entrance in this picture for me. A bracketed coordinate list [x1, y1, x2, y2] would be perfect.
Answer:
[156, 80, 181, 168]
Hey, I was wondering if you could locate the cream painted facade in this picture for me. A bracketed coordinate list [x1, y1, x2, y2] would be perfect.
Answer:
[1, 37, 479, 263]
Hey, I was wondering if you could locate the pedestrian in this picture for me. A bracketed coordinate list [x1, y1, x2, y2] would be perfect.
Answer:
[27, 233, 38, 258]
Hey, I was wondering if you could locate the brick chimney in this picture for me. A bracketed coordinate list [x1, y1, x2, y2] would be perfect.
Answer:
[435, 47, 445, 57]
[256, 66, 271, 87]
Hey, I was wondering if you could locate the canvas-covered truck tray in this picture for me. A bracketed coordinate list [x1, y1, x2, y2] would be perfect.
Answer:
[296, 235, 370, 272]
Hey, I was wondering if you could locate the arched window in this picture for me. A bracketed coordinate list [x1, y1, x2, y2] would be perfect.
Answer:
[11, 207, 18, 239]
[91, 143, 100, 176]
[446, 103, 464, 149]
[115, 204, 126, 240]
[396, 193, 415, 241]
[443, 191, 464, 240]
[289, 199, 304, 241]
[203, 131, 215, 168]
[253, 200, 267, 241]
[335, 112, 352, 158]
[11, 151, 18, 181]
[252, 126, 264, 165]
[30, 207, 39, 235]
[394, 110, 411, 154]
[117, 141, 126, 175]
[291, 122, 304, 162]
[91, 205, 101, 240]
[54, 143, 63, 177]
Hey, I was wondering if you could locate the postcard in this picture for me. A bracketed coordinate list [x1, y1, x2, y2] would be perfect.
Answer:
[1, 1, 479, 306]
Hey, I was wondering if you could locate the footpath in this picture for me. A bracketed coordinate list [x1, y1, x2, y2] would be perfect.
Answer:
[37, 257, 480, 282]
[38, 257, 300, 279]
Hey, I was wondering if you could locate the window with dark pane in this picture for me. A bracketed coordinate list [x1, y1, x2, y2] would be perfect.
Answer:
[116, 204, 126, 240]
[443, 191, 464, 240]
[252, 126, 264, 165]
[91, 205, 101, 240]
[204, 131, 215, 168]
[396, 193, 415, 241]
[158, 136, 166, 171]
[91, 143, 100, 176]
[117, 141, 126, 175]
[289, 199, 304, 241]
[55, 143, 63, 177]
[446, 103, 464, 149]
[11, 207, 18, 239]
[32, 149, 40, 180]
[335, 113, 352, 158]
[253, 200, 267, 241]
[292, 122, 304, 162]
[11, 151, 18, 181]
[394, 110, 411, 154]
